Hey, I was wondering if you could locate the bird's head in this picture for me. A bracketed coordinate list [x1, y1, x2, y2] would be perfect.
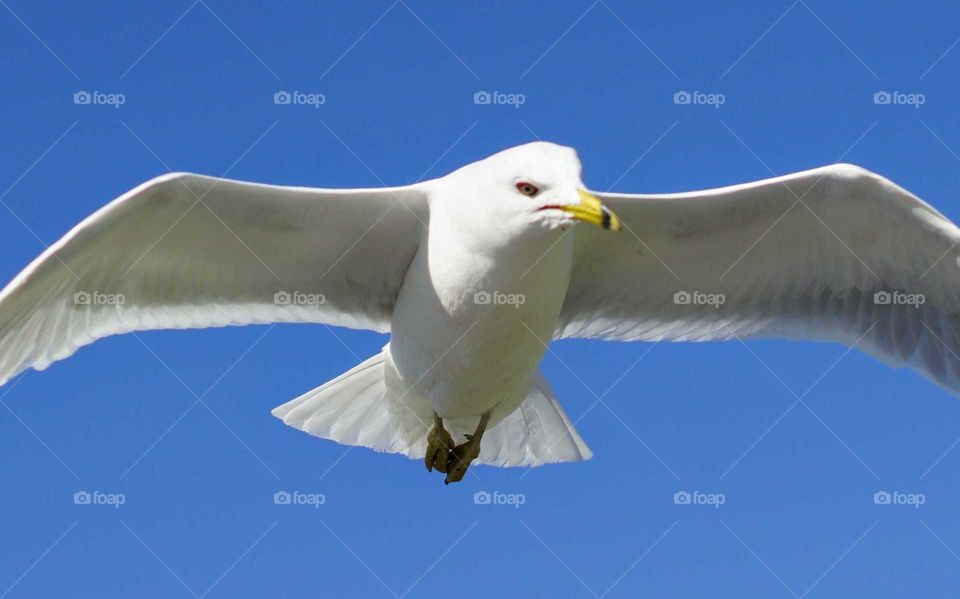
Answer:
[428, 142, 621, 249]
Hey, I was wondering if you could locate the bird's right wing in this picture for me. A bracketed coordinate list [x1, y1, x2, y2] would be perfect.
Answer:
[0, 173, 427, 387]
[557, 164, 960, 394]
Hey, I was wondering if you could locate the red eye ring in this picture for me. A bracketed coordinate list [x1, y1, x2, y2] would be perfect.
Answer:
[516, 182, 539, 197]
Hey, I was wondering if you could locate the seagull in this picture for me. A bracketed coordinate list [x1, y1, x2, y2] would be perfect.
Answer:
[2, 141, 960, 484]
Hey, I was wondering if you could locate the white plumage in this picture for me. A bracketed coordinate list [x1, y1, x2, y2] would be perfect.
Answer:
[1, 142, 959, 475]
[561, 163, 960, 396]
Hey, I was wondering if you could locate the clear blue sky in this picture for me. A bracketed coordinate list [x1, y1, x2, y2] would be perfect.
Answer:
[2, 1, 960, 597]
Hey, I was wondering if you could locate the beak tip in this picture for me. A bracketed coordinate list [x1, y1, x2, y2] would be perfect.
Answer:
[601, 206, 622, 232]
[575, 188, 622, 232]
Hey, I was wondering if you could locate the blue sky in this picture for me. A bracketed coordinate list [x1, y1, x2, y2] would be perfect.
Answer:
[2, 1, 960, 597]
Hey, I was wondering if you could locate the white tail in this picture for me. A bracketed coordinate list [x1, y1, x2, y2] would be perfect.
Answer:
[271, 350, 592, 468]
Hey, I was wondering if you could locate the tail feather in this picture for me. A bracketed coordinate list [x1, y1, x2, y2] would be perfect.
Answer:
[478, 372, 592, 466]
[271, 350, 592, 468]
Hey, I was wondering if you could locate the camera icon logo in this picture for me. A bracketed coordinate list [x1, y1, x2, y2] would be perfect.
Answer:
[873, 291, 891, 305]
[74, 491, 91, 505]
[274, 491, 291, 505]
[74, 291, 91, 305]
[673, 291, 691, 305]
[74, 91, 92, 105]
[873, 491, 891, 505]
[874, 91, 892, 105]
[474, 291, 491, 305]
[473, 91, 492, 105]
[474, 491, 491, 505]
[673, 91, 692, 105]
[673, 491, 691, 505]
[274, 291, 291, 305]
[274, 91, 292, 105]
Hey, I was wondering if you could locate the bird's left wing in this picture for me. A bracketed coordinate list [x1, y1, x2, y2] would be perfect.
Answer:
[0, 173, 427, 387]
[557, 164, 960, 394]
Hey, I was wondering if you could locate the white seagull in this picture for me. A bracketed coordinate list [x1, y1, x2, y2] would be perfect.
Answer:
[2, 142, 959, 483]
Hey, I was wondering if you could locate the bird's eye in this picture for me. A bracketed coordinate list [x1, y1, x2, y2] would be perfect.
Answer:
[516, 182, 539, 197]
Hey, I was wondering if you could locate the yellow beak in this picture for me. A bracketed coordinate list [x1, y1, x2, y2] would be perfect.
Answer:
[553, 189, 622, 232]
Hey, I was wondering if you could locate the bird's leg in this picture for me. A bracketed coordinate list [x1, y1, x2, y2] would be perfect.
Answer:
[425, 412, 455, 473]
[445, 410, 491, 485]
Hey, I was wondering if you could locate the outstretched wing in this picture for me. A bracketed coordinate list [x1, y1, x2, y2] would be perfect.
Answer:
[558, 164, 960, 394]
[0, 173, 427, 387]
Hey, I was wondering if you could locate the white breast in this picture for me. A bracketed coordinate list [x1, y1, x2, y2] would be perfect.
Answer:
[389, 225, 575, 420]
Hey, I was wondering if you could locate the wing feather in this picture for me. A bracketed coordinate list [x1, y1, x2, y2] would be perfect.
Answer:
[0, 173, 427, 386]
[558, 164, 960, 394]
